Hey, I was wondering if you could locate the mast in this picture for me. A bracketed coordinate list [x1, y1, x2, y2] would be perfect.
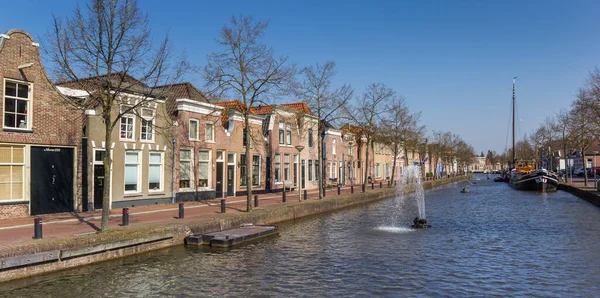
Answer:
[512, 77, 516, 167]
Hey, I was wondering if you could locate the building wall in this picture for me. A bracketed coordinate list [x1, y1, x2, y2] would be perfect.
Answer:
[0, 30, 83, 218]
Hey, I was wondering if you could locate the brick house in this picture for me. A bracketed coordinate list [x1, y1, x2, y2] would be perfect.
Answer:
[0, 29, 83, 218]
[57, 74, 173, 209]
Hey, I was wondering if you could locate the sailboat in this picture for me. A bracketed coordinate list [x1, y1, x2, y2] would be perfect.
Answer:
[508, 77, 559, 192]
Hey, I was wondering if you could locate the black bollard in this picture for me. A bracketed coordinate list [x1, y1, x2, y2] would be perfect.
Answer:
[380, 181, 383, 188]
[33, 217, 42, 239]
[122, 208, 129, 226]
[304, 189, 308, 200]
[282, 191, 287, 203]
[371, 182, 374, 190]
[323, 187, 326, 197]
[351, 185, 354, 193]
[337, 186, 341, 195]
[178, 203, 184, 219]
[362, 184, 366, 192]
[221, 199, 226, 213]
[254, 195, 259, 207]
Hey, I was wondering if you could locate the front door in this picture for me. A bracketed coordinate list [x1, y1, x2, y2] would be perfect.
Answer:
[301, 160, 306, 189]
[216, 162, 224, 198]
[93, 165, 105, 209]
[227, 165, 234, 197]
[30, 147, 74, 215]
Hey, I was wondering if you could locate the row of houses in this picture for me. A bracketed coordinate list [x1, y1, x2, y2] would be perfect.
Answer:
[0, 29, 429, 219]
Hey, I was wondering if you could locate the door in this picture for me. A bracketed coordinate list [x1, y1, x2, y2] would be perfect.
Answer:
[266, 156, 271, 192]
[93, 165, 105, 209]
[301, 160, 306, 189]
[227, 165, 234, 197]
[30, 147, 74, 215]
[216, 162, 224, 198]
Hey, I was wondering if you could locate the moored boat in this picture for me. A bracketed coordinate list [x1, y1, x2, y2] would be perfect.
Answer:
[510, 168, 559, 192]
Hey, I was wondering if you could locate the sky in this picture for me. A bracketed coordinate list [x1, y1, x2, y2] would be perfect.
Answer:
[1, 0, 599, 154]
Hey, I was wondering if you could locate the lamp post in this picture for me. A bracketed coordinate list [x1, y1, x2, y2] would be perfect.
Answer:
[295, 145, 305, 202]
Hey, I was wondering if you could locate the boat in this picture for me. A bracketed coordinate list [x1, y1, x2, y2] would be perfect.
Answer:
[507, 77, 559, 192]
[460, 187, 470, 193]
[412, 217, 431, 229]
[493, 176, 504, 182]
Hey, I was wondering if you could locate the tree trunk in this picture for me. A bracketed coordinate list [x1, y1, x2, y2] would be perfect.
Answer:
[318, 124, 324, 200]
[245, 113, 252, 211]
[101, 111, 112, 232]
[363, 137, 370, 192]
[390, 143, 398, 186]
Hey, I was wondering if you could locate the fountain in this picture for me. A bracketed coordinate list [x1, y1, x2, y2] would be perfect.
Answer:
[399, 165, 429, 228]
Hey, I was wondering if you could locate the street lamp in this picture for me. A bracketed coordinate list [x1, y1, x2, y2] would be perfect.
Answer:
[295, 145, 305, 202]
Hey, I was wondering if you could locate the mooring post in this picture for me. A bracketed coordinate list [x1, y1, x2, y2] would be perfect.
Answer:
[254, 195, 259, 207]
[33, 217, 42, 239]
[362, 184, 365, 192]
[304, 189, 308, 200]
[371, 182, 374, 190]
[351, 185, 354, 193]
[178, 203, 184, 219]
[122, 208, 129, 226]
[221, 199, 226, 213]
[282, 191, 287, 203]
[337, 186, 341, 195]
[380, 181, 383, 188]
[323, 186, 326, 197]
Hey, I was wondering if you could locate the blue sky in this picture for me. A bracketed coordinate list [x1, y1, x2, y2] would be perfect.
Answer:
[2, 0, 599, 154]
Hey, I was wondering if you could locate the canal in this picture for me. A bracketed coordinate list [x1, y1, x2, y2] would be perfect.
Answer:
[3, 174, 600, 297]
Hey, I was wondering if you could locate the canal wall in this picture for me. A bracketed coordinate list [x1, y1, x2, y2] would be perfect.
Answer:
[558, 184, 600, 207]
[0, 175, 469, 282]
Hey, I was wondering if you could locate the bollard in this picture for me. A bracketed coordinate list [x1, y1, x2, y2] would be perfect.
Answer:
[323, 187, 326, 197]
[337, 186, 341, 195]
[351, 185, 354, 193]
[380, 181, 383, 188]
[388, 180, 391, 187]
[221, 199, 226, 213]
[178, 203, 184, 219]
[282, 191, 287, 203]
[371, 182, 374, 190]
[362, 184, 366, 192]
[254, 195, 259, 207]
[304, 189, 308, 200]
[122, 208, 129, 226]
[33, 217, 42, 239]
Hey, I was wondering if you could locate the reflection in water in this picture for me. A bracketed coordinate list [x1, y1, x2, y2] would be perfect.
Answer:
[3, 174, 600, 296]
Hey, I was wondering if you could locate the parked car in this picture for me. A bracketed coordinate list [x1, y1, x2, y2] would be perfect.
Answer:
[573, 168, 591, 177]
[589, 166, 600, 177]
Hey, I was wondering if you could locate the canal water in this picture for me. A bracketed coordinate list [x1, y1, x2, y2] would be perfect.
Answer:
[3, 174, 600, 297]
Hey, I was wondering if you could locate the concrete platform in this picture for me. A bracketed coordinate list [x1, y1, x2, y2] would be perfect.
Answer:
[186, 225, 280, 248]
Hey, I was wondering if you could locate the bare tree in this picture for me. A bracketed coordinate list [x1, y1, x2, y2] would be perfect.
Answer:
[569, 89, 597, 185]
[204, 15, 295, 211]
[379, 96, 424, 184]
[346, 83, 394, 191]
[297, 61, 353, 199]
[45, 0, 181, 231]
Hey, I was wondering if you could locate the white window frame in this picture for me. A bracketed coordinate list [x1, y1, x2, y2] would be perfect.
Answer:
[3, 79, 32, 130]
[286, 123, 292, 145]
[308, 160, 313, 181]
[179, 149, 193, 190]
[148, 151, 164, 192]
[198, 149, 212, 189]
[189, 119, 199, 141]
[328, 162, 333, 179]
[284, 154, 290, 182]
[308, 128, 313, 147]
[376, 163, 381, 178]
[124, 151, 141, 193]
[120, 105, 135, 141]
[278, 122, 285, 145]
[140, 108, 155, 142]
[252, 155, 260, 187]
[0, 145, 25, 202]
[275, 154, 282, 183]
[332, 139, 337, 155]
[205, 121, 215, 143]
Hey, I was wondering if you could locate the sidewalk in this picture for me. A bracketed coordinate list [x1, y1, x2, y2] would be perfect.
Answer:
[0, 184, 380, 252]
[565, 176, 600, 195]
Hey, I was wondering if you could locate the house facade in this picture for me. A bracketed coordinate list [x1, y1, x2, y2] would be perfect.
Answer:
[0, 30, 83, 218]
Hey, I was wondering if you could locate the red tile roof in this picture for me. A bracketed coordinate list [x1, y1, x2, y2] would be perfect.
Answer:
[280, 102, 314, 115]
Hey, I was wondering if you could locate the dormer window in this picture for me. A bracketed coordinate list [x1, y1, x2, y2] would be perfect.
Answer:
[140, 108, 154, 142]
[3, 80, 31, 130]
[120, 105, 135, 140]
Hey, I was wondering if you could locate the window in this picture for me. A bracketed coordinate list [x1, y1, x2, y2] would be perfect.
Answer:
[315, 160, 319, 181]
[198, 150, 211, 188]
[328, 162, 333, 179]
[0, 146, 24, 201]
[332, 139, 336, 155]
[386, 163, 390, 179]
[205, 122, 214, 142]
[286, 124, 292, 145]
[180, 149, 192, 188]
[149, 152, 163, 191]
[376, 163, 381, 178]
[140, 108, 154, 141]
[252, 155, 260, 187]
[348, 143, 352, 156]
[4, 81, 30, 129]
[333, 162, 337, 178]
[284, 154, 290, 181]
[94, 150, 106, 164]
[124, 151, 140, 192]
[308, 128, 313, 147]
[240, 154, 247, 187]
[274, 154, 281, 182]
[308, 160, 313, 181]
[189, 119, 199, 140]
[120, 105, 134, 140]
[279, 122, 284, 144]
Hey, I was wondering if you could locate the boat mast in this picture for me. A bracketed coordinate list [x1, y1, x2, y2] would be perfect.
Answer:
[512, 77, 516, 168]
